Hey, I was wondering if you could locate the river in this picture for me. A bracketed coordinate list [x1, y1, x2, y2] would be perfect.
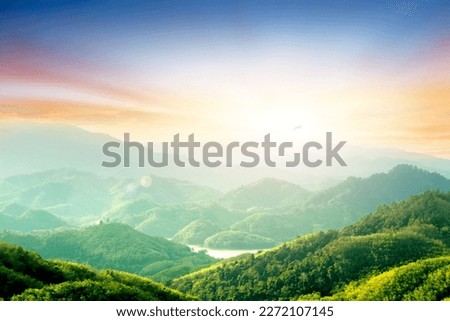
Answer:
[189, 245, 266, 259]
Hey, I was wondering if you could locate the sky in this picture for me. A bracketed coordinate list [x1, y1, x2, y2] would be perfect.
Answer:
[1, 0, 449, 158]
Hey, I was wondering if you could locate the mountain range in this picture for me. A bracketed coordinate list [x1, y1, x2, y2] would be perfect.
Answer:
[171, 191, 450, 300]
[1, 122, 449, 191]
[226, 164, 450, 247]
[1, 164, 449, 250]
[1, 190, 449, 300]
[1, 123, 449, 301]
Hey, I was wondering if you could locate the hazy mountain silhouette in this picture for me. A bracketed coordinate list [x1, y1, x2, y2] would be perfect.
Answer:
[1, 122, 449, 191]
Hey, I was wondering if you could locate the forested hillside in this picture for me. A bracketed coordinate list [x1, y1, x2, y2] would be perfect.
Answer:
[321, 256, 450, 301]
[0, 242, 189, 300]
[0, 223, 217, 282]
[228, 165, 450, 247]
[219, 178, 311, 210]
[0, 207, 67, 232]
[172, 191, 450, 300]
[2, 165, 449, 251]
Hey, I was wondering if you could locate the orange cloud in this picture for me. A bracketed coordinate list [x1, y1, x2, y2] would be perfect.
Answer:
[0, 38, 210, 114]
[348, 81, 450, 158]
[0, 97, 231, 142]
[0, 99, 173, 124]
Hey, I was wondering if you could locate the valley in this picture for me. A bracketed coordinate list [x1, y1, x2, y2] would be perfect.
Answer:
[1, 161, 449, 301]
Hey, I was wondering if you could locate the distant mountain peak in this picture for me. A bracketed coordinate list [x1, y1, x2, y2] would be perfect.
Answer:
[389, 164, 426, 173]
[220, 177, 311, 210]
[249, 177, 298, 187]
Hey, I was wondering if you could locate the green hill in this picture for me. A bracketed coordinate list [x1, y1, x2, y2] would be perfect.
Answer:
[100, 178, 310, 248]
[0, 169, 221, 226]
[204, 230, 277, 250]
[111, 175, 222, 205]
[0, 169, 115, 225]
[228, 165, 450, 245]
[0, 241, 189, 301]
[342, 190, 450, 240]
[134, 203, 246, 239]
[171, 191, 450, 300]
[125, 165, 450, 250]
[0, 202, 29, 217]
[324, 256, 450, 301]
[219, 178, 311, 210]
[2, 165, 449, 252]
[101, 199, 159, 226]
[306, 164, 450, 213]
[172, 219, 222, 245]
[0, 223, 217, 282]
[0, 206, 68, 233]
